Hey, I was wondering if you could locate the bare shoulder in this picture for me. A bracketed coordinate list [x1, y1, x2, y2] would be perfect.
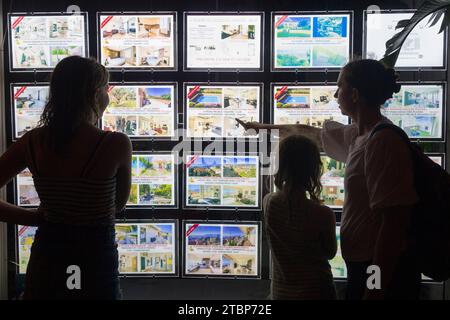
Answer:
[263, 192, 286, 210]
[106, 132, 132, 151]
[310, 201, 335, 223]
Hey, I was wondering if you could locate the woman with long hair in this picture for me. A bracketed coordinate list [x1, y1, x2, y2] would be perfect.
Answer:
[240, 59, 420, 300]
[0, 56, 132, 299]
[264, 134, 337, 300]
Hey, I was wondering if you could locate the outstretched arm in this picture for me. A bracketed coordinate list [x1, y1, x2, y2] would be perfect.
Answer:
[235, 118, 323, 149]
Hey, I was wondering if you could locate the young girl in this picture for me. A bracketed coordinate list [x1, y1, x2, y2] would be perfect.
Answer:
[264, 134, 337, 300]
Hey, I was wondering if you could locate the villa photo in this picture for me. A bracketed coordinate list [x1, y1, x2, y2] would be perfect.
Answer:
[102, 16, 136, 40]
[107, 87, 137, 109]
[222, 226, 256, 247]
[312, 45, 347, 67]
[127, 184, 138, 205]
[14, 45, 50, 68]
[102, 115, 138, 136]
[223, 157, 257, 178]
[18, 185, 40, 206]
[222, 254, 256, 275]
[221, 25, 255, 40]
[276, 47, 311, 67]
[186, 253, 221, 274]
[16, 115, 41, 138]
[384, 86, 442, 109]
[138, 87, 172, 109]
[137, 16, 172, 39]
[15, 87, 49, 110]
[137, 155, 172, 177]
[321, 185, 345, 208]
[116, 224, 138, 245]
[188, 88, 223, 108]
[140, 224, 173, 245]
[276, 88, 311, 108]
[49, 16, 84, 39]
[188, 156, 221, 177]
[119, 252, 138, 273]
[138, 115, 172, 136]
[188, 116, 223, 137]
[276, 16, 311, 38]
[222, 186, 257, 206]
[224, 117, 257, 137]
[18, 226, 37, 273]
[138, 184, 173, 205]
[321, 156, 345, 180]
[50, 46, 83, 66]
[330, 228, 347, 278]
[187, 185, 221, 206]
[311, 87, 339, 108]
[187, 225, 221, 246]
[12, 17, 47, 40]
[223, 87, 258, 110]
[387, 115, 439, 138]
[140, 252, 173, 273]
[137, 45, 171, 67]
[102, 45, 137, 67]
[313, 16, 348, 38]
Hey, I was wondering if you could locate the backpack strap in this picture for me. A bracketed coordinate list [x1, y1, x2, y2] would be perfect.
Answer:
[369, 123, 411, 146]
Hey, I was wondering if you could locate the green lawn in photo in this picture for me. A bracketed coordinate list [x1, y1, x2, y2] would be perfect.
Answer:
[312, 47, 346, 67]
[277, 53, 311, 67]
[223, 165, 257, 178]
[128, 184, 138, 204]
[277, 29, 311, 38]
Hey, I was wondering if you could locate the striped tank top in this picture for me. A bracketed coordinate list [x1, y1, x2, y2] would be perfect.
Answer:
[28, 131, 117, 226]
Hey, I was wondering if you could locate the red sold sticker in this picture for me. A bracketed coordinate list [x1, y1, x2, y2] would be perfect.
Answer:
[12, 16, 24, 29]
[185, 224, 199, 237]
[18, 226, 29, 237]
[14, 87, 27, 99]
[275, 15, 288, 28]
[100, 16, 113, 29]
[186, 155, 199, 168]
[274, 86, 288, 100]
[187, 86, 200, 99]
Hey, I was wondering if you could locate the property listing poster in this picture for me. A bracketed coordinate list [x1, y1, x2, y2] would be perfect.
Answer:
[13, 85, 49, 139]
[382, 85, 444, 139]
[320, 156, 345, 209]
[16, 168, 40, 207]
[17, 225, 38, 274]
[186, 84, 260, 138]
[186, 14, 262, 69]
[185, 155, 259, 208]
[102, 85, 175, 138]
[116, 222, 176, 274]
[10, 14, 87, 70]
[185, 223, 259, 277]
[429, 155, 444, 167]
[273, 85, 349, 127]
[128, 154, 175, 206]
[99, 14, 175, 68]
[329, 226, 347, 278]
[365, 12, 444, 68]
[273, 14, 350, 69]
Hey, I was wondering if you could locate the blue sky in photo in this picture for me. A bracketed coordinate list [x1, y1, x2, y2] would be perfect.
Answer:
[188, 225, 221, 237]
[189, 156, 221, 168]
[223, 157, 256, 166]
[223, 226, 246, 238]
[152, 224, 173, 234]
[144, 87, 171, 97]
[278, 16, 311, 28]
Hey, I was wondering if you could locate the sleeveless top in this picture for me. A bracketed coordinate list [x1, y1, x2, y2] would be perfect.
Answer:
[27, 131, 117, 226]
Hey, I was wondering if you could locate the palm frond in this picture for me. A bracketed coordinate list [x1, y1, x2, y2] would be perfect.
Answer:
[381, 0, 450, 68]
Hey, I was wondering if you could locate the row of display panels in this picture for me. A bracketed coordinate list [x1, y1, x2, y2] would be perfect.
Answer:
[15, 222, 438, 282]
[11, 82, 447, 141]
[8, 10, 447, 72]
[14, 152, 446, 211]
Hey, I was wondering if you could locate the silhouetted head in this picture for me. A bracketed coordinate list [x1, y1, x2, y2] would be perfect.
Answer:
[39, 56, 109, 152]
[334, 59, 401, 117]
[274, 134, 323, 204]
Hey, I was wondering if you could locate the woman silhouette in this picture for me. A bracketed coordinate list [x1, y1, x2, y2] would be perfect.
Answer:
[0, 56, 132, 299]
